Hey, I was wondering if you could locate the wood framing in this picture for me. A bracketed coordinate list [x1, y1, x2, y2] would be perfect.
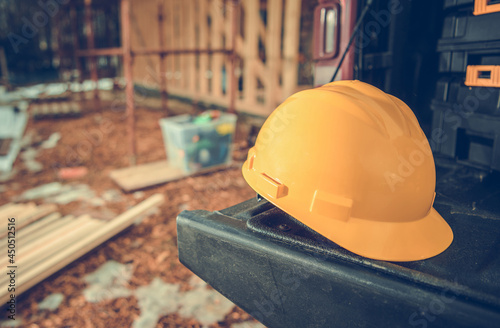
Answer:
[131, 0, 303, 116]
[63, 0, 303, 164]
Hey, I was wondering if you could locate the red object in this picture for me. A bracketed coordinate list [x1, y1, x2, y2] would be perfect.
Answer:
[58, 167, 89, 180]
[313, 0, 358, 85]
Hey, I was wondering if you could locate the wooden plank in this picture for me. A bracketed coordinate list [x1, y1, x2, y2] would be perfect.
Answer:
[198, 0, 209, 95]
[15, 203, 58, 231]
[110, 160, 173, 180]
[187, 0, 196, 94]
[265, 0, 283, 110]
[0, 194, 164, 304]
[110, 160, 232, 192]
[179, 0, 187, 90]
[282, 0, 302, 101]
[0, 215, 78, 268]
[167, 0, 177, 89]
[110, 160, 184, 191]
[235, 35, 244, 56]
[19, 215, 75, 247]
[254, 60, 267, 87]
[13, 216, 103, 274]
[0, 215, 75, 270]
[258, 19, 267, 47]
[0, 216, 102, 288]
[225, 0, 234, 49]
[3, 203, 39, 231]
[158, 0, 168, 112]
[16, 212, 62, 241]
[0, 212, 61, 250]
[242, 0, 259, 106]
[211, 0, 224, 99]
[0, 203, 22, 219]
[0, 203, 36, 238]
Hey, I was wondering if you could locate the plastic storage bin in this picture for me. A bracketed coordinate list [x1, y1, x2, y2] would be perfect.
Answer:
[159, 113, 237, 173]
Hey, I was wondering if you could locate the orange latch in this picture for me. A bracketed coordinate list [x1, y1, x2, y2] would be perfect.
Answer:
[474, 0, 500, 16]
[465, 65, 500, 87]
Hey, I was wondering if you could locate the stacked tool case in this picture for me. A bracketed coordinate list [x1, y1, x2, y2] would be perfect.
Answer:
[432, 0, 500, 170]
[357, 0, 443, 124]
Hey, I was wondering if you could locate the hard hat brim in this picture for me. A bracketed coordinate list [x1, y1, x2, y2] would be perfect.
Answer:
[310, 207, 454, 262]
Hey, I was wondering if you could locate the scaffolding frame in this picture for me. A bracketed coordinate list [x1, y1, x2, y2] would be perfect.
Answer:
[66, 0, 238, 165]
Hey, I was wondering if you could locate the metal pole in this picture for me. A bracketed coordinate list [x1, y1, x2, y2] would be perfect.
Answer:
[84, 0, 99, 103]
[158, 0, 168, 114]
[121, 0, 136, 165]
[70, 4, 84, 99]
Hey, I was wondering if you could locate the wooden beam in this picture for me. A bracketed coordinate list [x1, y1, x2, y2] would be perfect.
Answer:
[76, 47, 124, 57]
[187, 0, 196, 95]
[227, 0, 239, 113]
[11, 217, 103, 276]
[84, 0, 99, 102]
[179, 0, 187, 90]
[168, 0, 179, 89]
[211, 0, 224, 99]
[70, 4, 84, 100]
[16, 213, 62, 242]
[265, 0, 283, 110]
[242, 0, 259, 106]
[158, 0, 168, 113]
[132, 48, 231, 56]
[0, 194, 164, 304]
[121, 0, 136, 165]
[282, 0, 302, 101]
[198, 0, 209, 96]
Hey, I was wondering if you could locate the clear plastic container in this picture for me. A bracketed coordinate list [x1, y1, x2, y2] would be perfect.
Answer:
[159, 113, 237, 173]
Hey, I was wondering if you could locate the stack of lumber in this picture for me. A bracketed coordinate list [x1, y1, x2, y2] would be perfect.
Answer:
[0, 194, 164, 303]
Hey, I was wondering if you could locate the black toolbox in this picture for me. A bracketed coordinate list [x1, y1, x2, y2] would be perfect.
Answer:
[177, 164, 500, 328]
[432, 0, 500, 170]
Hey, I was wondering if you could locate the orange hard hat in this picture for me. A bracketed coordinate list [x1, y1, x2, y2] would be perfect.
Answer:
[242, 80, 453, 262]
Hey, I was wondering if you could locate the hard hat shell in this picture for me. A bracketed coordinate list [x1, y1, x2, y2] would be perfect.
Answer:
[242, 80, 453, 262]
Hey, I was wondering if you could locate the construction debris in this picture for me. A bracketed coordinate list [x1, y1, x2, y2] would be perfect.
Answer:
[38, 293, 65, 311]
[0, 168, 17, 183]
[83, 260, 133, 303]
[20, 147, 43, 173]
[0, 101, 258, 327]
[17, 182, 98, 205]
[18, 182, 64, 201]
[101, 189, 123, 203]
[0, 194, 164, 304]
[57, 166, 88, 180]
[133, 275, 235, 328]
[40, 132, 62, 149]
[0, 106, 28, 172]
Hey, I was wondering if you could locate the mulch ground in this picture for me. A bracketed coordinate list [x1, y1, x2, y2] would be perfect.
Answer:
[0, 96, 259, 327]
